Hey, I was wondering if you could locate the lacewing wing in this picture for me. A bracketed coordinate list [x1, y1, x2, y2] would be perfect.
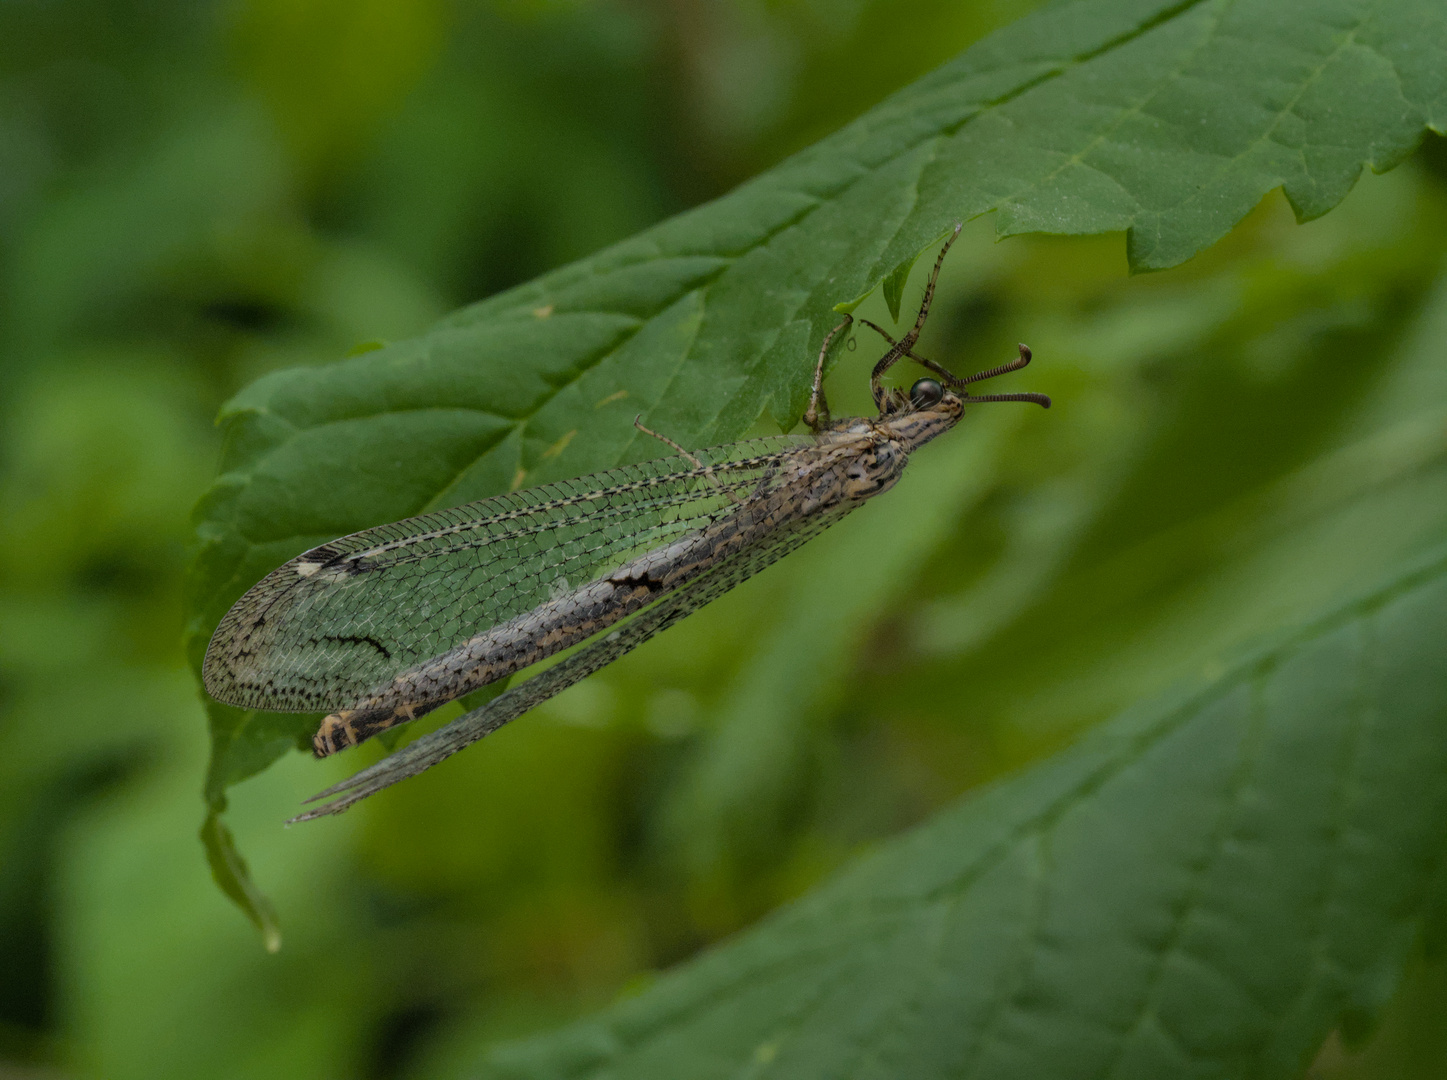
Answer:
[201, 225, 1049, 820]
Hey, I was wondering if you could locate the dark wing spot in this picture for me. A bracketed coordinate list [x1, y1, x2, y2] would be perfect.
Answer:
[321, 634, 393, 660]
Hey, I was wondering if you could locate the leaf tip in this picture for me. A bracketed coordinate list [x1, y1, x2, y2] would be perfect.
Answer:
[201, 804, 283, 952]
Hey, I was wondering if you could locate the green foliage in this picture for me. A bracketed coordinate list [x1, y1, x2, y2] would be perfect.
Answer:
[483, 549, 1447, 1078]
[185, 0, 1447, 937]
[4, 0, 1447, 1078]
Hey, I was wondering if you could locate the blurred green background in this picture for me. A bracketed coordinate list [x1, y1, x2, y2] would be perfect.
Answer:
[2, 1, 1446, 1078]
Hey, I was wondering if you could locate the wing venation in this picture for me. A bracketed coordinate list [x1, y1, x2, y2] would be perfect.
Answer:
[202, 435, 814, 712]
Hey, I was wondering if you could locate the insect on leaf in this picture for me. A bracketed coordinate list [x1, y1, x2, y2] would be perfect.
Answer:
[187, 0, 1447, 931]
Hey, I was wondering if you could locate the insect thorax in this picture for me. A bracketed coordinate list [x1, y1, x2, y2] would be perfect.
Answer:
[876, 396, 964, 450]
[807, 425, 909, 506]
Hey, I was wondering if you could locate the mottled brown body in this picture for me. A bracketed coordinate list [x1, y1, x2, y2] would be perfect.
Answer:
[311, 409, 954, 755]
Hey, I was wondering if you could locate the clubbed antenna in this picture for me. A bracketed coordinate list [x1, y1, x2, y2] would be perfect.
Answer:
[964, 391, 1051, 408]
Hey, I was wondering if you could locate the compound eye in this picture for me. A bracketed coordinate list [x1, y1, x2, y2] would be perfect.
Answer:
[909, 378, 944, 409]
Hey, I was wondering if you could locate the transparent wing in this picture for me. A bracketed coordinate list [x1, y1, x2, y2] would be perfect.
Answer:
[290, 498, 856, 820]
[202, 436, 814, 714]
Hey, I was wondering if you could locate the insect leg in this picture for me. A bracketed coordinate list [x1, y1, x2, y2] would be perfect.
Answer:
[634, 415, 745, 505]
[870, 222, 963, 410]
[858, 318, 966, 386]
[803, 314, 853, 432]
[313, 699, 445, 756]
[634, 415, 705, 468]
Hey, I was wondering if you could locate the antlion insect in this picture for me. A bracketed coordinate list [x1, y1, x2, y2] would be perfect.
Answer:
[203, 224, 1049, 821]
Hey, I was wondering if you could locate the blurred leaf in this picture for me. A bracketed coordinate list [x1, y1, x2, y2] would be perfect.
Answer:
[1308, 951, 1447, 1077]
[479, 545, 1447, 1079]
[59, 727, 375, 1080]
[186, 0, 1447, 927]
[347, 3, 664, 302]
[231, 0, 445, 185]
[739, 0, 1048, 180]
[3, 106, 293, 363]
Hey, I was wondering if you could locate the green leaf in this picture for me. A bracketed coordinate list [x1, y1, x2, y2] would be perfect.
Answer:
[882, 256, 915, 324]
[836, 224, 958, 320]
[479, 546, 1447, 1079]
[200, 808, 281, 954]
[186, 0, 1447, 927]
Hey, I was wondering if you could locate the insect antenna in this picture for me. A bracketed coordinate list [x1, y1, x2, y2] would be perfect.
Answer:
[956, 344, 1049, 406]
[955, 344, 1034, 386]
[857, 324, 1048, 408]
[963, 391, 1051, 408]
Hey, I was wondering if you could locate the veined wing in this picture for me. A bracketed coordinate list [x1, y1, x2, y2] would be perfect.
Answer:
[202, 436, 815, 714]
[291, 495, 858, 820]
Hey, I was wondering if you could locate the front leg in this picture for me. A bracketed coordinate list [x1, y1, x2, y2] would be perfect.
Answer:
[804, 314, 852, 432]
[858, 318, 965, 387]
